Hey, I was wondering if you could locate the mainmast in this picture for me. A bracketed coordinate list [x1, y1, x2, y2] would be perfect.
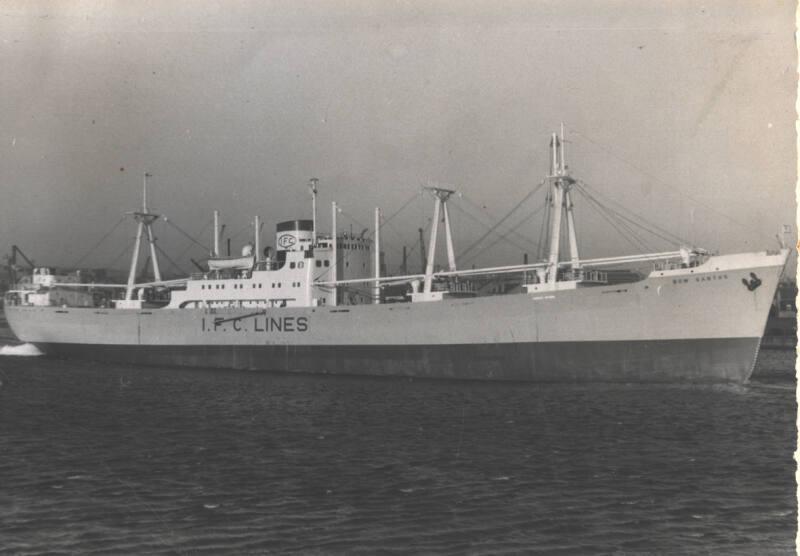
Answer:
[124, 172, 162, 300]
[545, 124, 579, 283]
[422, 187, 457, 294]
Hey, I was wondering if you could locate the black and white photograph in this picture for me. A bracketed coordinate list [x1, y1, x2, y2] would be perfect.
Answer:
[0, 1, 796, 553]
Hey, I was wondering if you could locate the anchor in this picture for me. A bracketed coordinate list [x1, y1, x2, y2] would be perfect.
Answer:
[741, 272, 762, 291]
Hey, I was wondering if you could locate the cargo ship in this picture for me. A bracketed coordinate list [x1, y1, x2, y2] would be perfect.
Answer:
[3, 130, 790, 382]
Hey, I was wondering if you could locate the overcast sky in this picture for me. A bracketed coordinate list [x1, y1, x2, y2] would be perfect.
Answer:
[0, 0, 795, 277]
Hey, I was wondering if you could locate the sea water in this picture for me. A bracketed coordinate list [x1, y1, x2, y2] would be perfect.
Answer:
[0, 346, 795, 554]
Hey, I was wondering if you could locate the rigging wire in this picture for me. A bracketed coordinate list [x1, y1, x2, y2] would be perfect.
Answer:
[153, 243, 188, 277]
[575, 184, 651, 250]
[574, 186, 651, 253]
[174, 218, 214, 261]
[584, 196, 660, 251]
[402, 217, 432, 268]
[575, 178, 688, 245]
[573, 185, 653, 250]
[570, 127, 767, 240]
[458, 203, 547, 268]
[456, 203, 546, 267]
[372, 190, 425, 256]
[447, 202, 534, 257]
[163, 217, 212, 253]
[70, 216, 127, 269]
[536, 190, 552, 261]
[380, 190, 423, 230]
[227, 222, 254, 243]
[458, 194, 542, 251]
[454, 196, 541, 252]
[575, 181, 685, 248]
[580, 194, 645, 252]
[338, 208, 371, 238]
[455, 184, 545, 257]
[454, 183, 545, 262]
[107, 242, 133, 271]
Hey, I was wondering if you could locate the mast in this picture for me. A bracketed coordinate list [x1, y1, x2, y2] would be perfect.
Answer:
[545, 133, 564, 283]
[142, 173, 161, 282]
[422, 187, 456, 293]
[254, 215, 261, 262]
[331, 201, 338, 306]
[562, 124, 580, 270]
[213, 210, 220, 257]
[303, 182, 317, 306]
[309, 178, 319, 246]
[373, 207, 381, 304]
[146, 227, 161, 282]
[442, 201, 457, 272]
[423, 196, 441, 293]
[418, 228, 426, 273]
[124, 172, 161, 300]
[545, 125, 578, 283]
[125, 223, 145, 299]
[565, 190, 580, 270]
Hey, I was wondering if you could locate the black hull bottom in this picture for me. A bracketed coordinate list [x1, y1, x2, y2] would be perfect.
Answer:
[33, 338, 761, 382]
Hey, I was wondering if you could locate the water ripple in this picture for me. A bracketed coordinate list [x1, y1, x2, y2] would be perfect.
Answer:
[0, 350, 794, 553]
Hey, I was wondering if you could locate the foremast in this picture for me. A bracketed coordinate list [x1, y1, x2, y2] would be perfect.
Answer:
[123, 172, 162, 303]
[544, 123, 580, 284]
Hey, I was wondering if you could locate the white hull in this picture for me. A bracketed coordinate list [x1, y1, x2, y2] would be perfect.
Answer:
[4, 250, 787, 382]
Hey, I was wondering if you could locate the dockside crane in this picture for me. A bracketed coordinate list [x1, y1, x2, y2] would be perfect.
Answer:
[4, 245, 36, 288]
